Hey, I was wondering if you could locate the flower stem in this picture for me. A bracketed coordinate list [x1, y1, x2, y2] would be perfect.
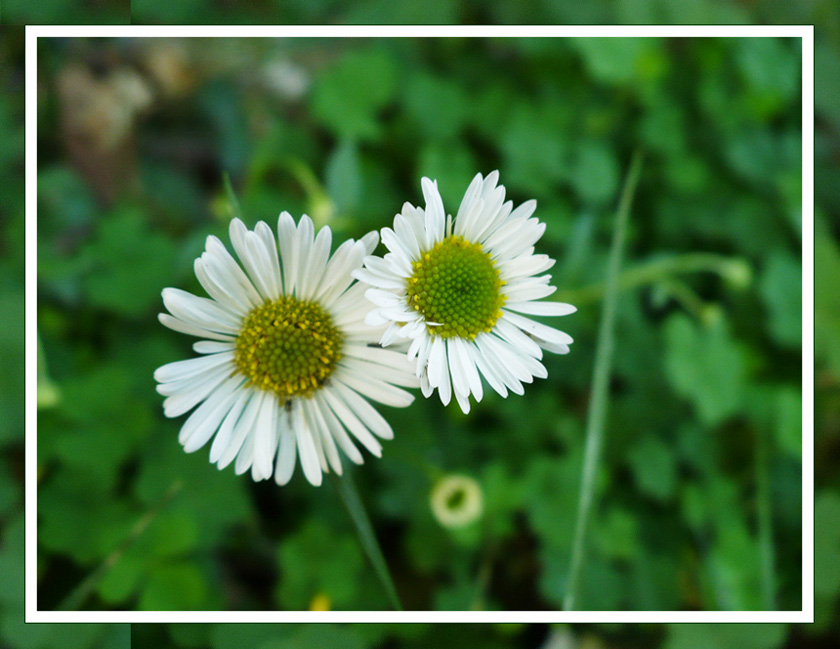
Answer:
[330, 470, 403, 611]
[756, 422, 777, 609]
[563, 150, 644, 611]
[555, 252, 750, 307]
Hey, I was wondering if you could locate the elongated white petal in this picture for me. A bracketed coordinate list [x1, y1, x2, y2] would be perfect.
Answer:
[274, 410, 298, 485]
[303, 398, 343, 475]
[192, 341, 235, 354]
[502, 310, 574, 346]
[217, 389, 264, 470]
[293, 403, 322, 486]
[313, 392, 364, 465]
[333, 381, 394, 440]
[321, 388, 383, 458]
[505, 300, 577, 317]
[422, 177, 446, 248]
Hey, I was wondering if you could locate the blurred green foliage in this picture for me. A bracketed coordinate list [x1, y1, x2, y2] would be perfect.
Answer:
[36, 32, 803, 619]
[0, 3, 827, 649]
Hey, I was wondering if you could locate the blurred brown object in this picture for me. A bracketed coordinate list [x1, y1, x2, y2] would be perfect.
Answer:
[139, 41, 196, 100]
[57, 57, 153, 205]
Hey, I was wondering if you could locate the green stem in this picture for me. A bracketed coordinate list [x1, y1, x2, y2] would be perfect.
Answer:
[555, 253, 749, 307]
[756, 423, 777, 609]
[563, 151, 644, 611]
[223, 172, 245, 221]
[330, 470, 403, 611]
[57, 480, 183, 611]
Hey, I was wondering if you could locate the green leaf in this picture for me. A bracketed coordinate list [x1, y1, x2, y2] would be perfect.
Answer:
[139, 562, 208, 610]
[82, 206, 177, 318]
[568, 141, 620, 205]
[96, 552, 144, 605]
[664, 312, 748, 426]
[568, 37, 653, 84]
[276, 518, 366, 610]
[664, 623, 787, 649]
[311, 48, 398, 141]
[402, 73, 469, 140]
[759, 251, 802, 347]
[815, 211, 840, 375]
[815, 492, 840, 598]
[627, 434, 677, 502]
[325, 139, 362, 215]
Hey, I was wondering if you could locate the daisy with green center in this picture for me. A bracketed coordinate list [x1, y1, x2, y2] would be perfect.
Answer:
[354, 171, 576, 414]
[154, 214, 419, 487]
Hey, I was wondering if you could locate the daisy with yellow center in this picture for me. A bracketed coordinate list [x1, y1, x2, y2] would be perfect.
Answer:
[154, 215, 419, 486]
[354, 171, 576, 413]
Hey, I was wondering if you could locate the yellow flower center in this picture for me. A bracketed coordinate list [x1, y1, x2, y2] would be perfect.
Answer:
[406, 235, 506, 339]
[234, 296, 343, 399]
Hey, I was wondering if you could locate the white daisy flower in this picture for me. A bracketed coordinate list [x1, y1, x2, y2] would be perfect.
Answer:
[354, 171, 576, 414]
[154, 215, 419, 487]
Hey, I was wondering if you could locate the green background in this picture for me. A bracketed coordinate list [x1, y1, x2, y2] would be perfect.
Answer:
[0, 0, 834, 648]
[36, 32, 802, 613]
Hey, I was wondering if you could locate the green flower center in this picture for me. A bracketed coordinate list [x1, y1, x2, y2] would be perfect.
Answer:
[234, 296, 344, 399]
[406, 235, 506, 339]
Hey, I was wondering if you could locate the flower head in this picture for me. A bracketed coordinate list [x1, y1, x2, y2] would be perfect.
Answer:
[154, 214, 419, 486]
[354, 171, 575, 413]
[430, 474, 483, 529]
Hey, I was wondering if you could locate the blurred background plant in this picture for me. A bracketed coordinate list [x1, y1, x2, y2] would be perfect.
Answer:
[36, 31, 802, 615]
[0, 1, 833, 648]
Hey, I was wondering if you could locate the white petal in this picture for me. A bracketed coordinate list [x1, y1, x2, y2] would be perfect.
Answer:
[217, 389, 264, 469]
[228, 219, 274, 301]
[503, 281, 557, 303]
[203, 236, 263, 306]
[209, 389, 250, 463]
[468, 341, 508, 398]
[313, 392, 364, 465]
[162, 288, 241, 333]
[393, 212, 422, 259]
[293, 403, 323, 486]
[304, 398, 343, 475]
[360, 231, 379, 255]
[321, 387, 383, 458]
[154, 351, 235, 383]
[293, 215, 315, 298]
[505, 300, 577, 317]
[497, 254, 555, 282]
[427, 335, 447, 389]
[482, 335, 535, 384]
[274, 414, 298, 486]
[337, 366, 416, 408]
[451, 338, 483, 401]
[353, 268, 406, 290]
[192, 341, 236, 354]
[421, 177, 446, 248]
[161, 366, 231, 418]
[447, 338, 472, 398]
[254, 221, 283, 299]
[300, 226, 332, 300]
[178, 377, 243, 449]
[339, 355, 419, 388]
[333, 381, 394, 440]
[476, 334, 525, 395]
[159, 313, 235, 342]
[277, 211, 298, 295]
[493, 317, 543, 360]
[503, 311, 574, 346]
[251, 393, 278, 480]
[454, 390, 471, 414]
[194, 257, 252, 315]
